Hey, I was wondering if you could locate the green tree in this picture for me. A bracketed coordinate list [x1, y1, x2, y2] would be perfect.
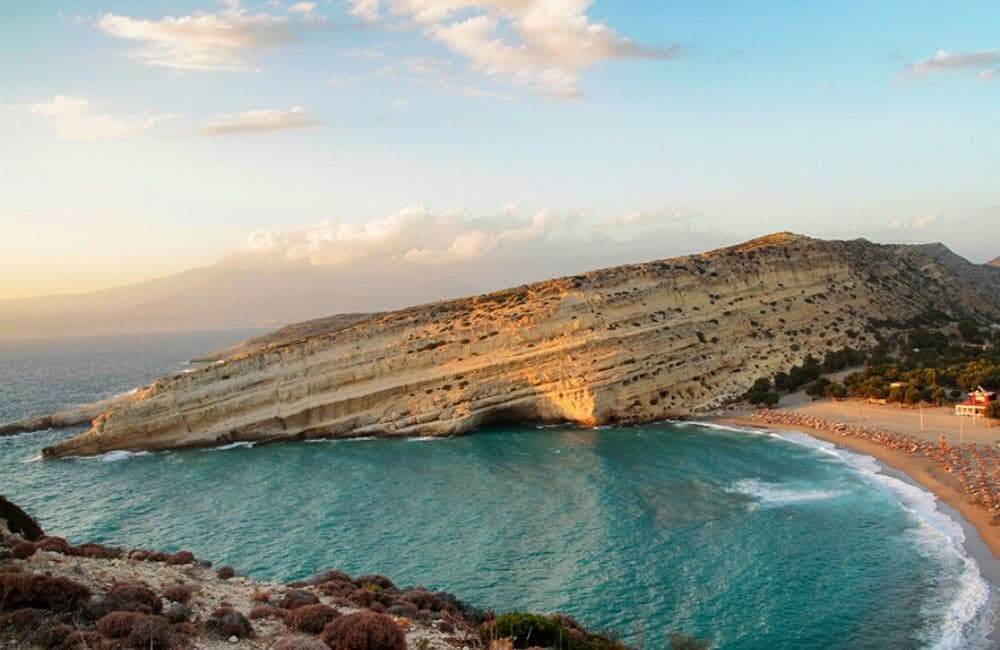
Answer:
[986, 401, 1000, 421]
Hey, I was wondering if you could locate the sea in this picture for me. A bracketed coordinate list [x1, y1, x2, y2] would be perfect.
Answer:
[1, 330, 997, 649]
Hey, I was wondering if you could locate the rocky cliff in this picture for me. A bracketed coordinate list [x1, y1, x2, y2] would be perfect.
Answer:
[41, 233, 1000, 458]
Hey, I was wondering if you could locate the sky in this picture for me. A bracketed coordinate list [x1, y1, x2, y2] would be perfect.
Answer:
[1, 0, 999, 300]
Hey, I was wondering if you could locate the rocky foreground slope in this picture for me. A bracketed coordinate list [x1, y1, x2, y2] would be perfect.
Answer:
[0, 496, 626, 649]
[35, 233, 1000, 458]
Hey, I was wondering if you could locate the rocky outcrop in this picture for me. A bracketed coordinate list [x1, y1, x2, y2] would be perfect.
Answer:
[40, 233, 1000, 458]
[0, 394, 131, 437]
[989, 257, 1000, 269]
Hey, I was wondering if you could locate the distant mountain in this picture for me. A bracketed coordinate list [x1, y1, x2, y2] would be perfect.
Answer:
[0, 230, 731, 339]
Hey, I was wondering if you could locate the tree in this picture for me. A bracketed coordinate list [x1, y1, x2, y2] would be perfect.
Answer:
[958, 319, 984, 344]
[986, 401, 1000, 421]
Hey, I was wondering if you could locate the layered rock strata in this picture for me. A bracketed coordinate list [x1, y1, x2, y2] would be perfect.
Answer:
[41, 233, 1000, 457]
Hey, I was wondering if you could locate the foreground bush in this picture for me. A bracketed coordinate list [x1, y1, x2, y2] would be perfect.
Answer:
[290, 603, 340, 633]
[481, 612, 626, 650]
[281, 589, 321, 610]
[206, 607, 255, 639]
[99, 582, 163, 615]
[0, 496, 44, 541]
[0, 573, 91, 611]
[97, 611, 175, 649]
[319, 611, 406, 650]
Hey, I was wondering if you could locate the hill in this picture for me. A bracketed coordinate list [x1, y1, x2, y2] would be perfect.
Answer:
[40, 233, 1000, 458]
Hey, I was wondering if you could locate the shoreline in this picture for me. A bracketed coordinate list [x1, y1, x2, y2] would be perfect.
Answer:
[712, 413, 1000, 564]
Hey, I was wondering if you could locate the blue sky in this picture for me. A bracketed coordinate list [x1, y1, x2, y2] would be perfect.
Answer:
[1, 1, 998, 299]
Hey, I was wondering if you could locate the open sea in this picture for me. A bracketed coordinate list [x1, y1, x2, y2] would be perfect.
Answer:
[1, 330, 997, 649]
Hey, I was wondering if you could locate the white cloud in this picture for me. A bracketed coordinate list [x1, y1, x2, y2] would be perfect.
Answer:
[96, 1, 298, 71]
[605, 210, 691, 227]
[198, 106, 321, 135]
[242, 205, 560, 265]
[348, 0, 677, 98]
[29, 95, 174, 142]
[288, 2, 316, 14]
[905, 49, 999, 80]
[888, 215, 937, 231]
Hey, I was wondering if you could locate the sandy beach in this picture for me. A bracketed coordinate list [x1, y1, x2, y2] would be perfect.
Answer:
[713, 404, 1000, 562]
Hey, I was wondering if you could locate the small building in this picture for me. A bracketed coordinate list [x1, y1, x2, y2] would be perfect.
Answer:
[955, 387, 997, 417]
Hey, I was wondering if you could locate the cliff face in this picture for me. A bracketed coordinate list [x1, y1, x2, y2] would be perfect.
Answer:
[43, 233, 1000, 458]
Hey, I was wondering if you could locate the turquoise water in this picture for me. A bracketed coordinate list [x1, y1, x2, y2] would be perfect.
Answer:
[1, 332, 997, 648]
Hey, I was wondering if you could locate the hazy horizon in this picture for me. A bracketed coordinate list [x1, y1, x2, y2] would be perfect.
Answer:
[3, 1, 999, 303]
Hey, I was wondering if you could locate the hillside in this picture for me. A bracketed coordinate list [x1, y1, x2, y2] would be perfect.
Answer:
[41, 233, 1000, 458]
[989, 257, 1000, 269]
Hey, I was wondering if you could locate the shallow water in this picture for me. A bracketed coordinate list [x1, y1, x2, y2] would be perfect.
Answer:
[1, 331, 996, 648]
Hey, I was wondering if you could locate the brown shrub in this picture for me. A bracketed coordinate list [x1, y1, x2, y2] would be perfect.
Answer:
[167, 550, 195, 565]
[0, 496, 44, 541]
[35, 536, 77, 556]
[319, 611, 406, 650]
[61, 629, 109, 649]
[289, 603, 340, 634]
[97, 611, 175, 649]
[354, 574, 395, 591]
[317, 580, 355, 598]
[280, 589, 320, 610]
[349, 588, 376, 608]
[248, 606, 289, 622]
[101, 582, 163, 615]
[251, 587, 271, 602]
[310, 570, 353, 585]
[27, 622, 73, 647]
[75, 542, 122, 559]
[399, 589, 461, 613]
[206, 607, 254, 639]
[11, 542, 36, 559]
[0, 572, 92, 611]
[162, 583, 194, 604]
[216, 565, 236, 580]
[0, 607, 42, 631]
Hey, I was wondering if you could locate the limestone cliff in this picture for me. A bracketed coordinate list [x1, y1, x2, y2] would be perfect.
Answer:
[42, 233, 1000, 458]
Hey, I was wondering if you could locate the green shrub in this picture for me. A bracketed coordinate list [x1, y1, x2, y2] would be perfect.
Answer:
[986, 401, 1000, 421]
[481, 613, 625, 650]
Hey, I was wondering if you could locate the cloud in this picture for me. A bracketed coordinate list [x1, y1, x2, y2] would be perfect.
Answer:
[905, 49, 999, 80]
[96, 1, 299, 71]
[347, 0, 678, 98]
[604, 210, 692, 228]
[287, 2, 316, 14]
[888, 215, 937, 231]
[241, 204, 559, 265]
[28, 95, 174, 141]
[198, 106, 321, 135]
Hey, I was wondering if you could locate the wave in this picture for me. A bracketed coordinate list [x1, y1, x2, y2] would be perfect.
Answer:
[207, 441, 256, 451]
[727, 478, 846, 508]
[97, 450, 151, 462]
[758, 427, 995, 649]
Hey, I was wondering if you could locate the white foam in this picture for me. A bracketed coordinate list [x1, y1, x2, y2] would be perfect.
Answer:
[304, 436, 376, 443]
[97, 450, 151, 462]
[763, 428, 995, 649]
[727, 478, 846, 508]
[407, 436, 438, 442]
[208, 441, 256, 451]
